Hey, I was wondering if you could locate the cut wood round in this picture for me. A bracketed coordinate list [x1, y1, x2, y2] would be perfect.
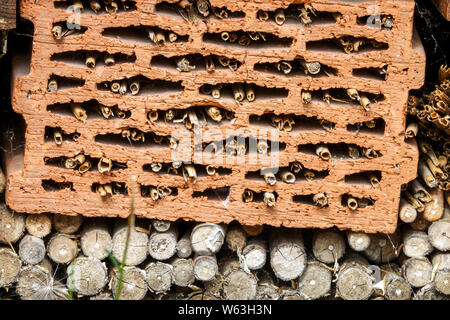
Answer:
[190, 223, 226, 255]
[171, 258, 195, 287]
[25, 214, 52, 238]
[336, 255, 373, 300]
[363, 232, 401, 264]
[423, 188, 444, 222]
[193, 254, 218, 282]
[401, 257, 433, 288]
[0, 247, 21, 287]
[151, 220, 171, 232]
[148, 225, 178, 261]
[297, 261, 332, 300]
[431, 253, 450, 295]
[47, 233, 78, 264]
[399, 198, 418, 223]
[67, 256, 108, 296]
[428, 218, 450, 251]
[269, 229, 307, 281]
[111, 267, 147, 300]
[242, 238, 266, 271]
[53, 214, 83, 234]
[19, 235, 46, 265]
[225, 224, 247, 252]
[312, 230, 346, 264]
[221, 256, 257, 300]
[145, 262, 173, 293]
[16, 265, 67, 300]
[176, 227, 193, 258]
[242, 224, 263, 236]
[402, 229, 433, 258]
[0, 205, 25, 244]
[414, 284, 447, 300]
[112, 222, 149, 266]
[346, 231, 371, 252]
[80, 219, 112, 260]
[380, 265, 412, 300]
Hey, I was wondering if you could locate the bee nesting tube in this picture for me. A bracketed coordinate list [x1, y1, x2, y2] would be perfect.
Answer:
[280, 170, 295, 184]
[427, 218, 450, 251]
[225, 224, 247, 252]
[399, 199, 418, 223]
[47, 233, 78, 264]
[346, 196, 359, 210]
[316, 145, 331, 161]
[263, 171, 276, 185]
[242, 189, 254, 202]
[207, 107, 222, 122]
[274, 9, 285, 25]
[53, 214, 83, 234]
[129, 80, 140, 95]
[104, 53, 115, 66]
[257, 10, 269, 21]
[380, 265, 412, 300]
[16, 265, 66, 300]
[148, 225, 178, 261]
[80, 219, 112, 260]
[67, 256, 108, 297]
[346, 231, 371, 252]
[363, 232, 401, 264]
[401, 257, 433, 288]
[193, 254, 218, 282]
[147, 110, 159, 122]
[145, 262, 173, 293]
[423, 188, 444, 222]
[176, 227, 193, 258]
[402, 229, 433, 258]
[313, 193, 328, 207]
[151, 219, 171, 232]
[182, 165, 197, 184]
[211, 85, 221, 99]
[303, 61, 321, 75]
[263, 192, 276, 207]
[232, 84, 245, 102]
[312, 230, 346, 264]
[98, 157, 113, 174]
[112, 221, 149, 266]
[221, 256, 257, 300]
[0, 206, 25, 244]
[18, 235, 46, 265]
[277, 61, 292, 74]
[171, 257, 195, 287]
[71, 104, 87, 122]
[336, 255, 373, 300]
[111, 267, 147, 300]
[406, 122, 419, 138]
[242, 238, 267, 271]
[190, 223, 226, 255]
[431, 253, 450, 295]
[0, 248, 21, 287]
[53, 129, 63, 145]
[297, 261, 332, 300]
[85, 54, 96, 68]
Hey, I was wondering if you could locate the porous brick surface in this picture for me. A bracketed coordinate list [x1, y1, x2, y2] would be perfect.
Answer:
[6, 0, 425, 233]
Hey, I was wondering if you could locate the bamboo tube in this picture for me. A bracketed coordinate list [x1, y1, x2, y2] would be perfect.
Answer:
[242, 189, 254, 202]
[428, 218, 450, 251]
[154, 30, 165, 46]
[242, 238, 266, 271]
[363, 232, 401, 264]
[297, 261, 332, 300]
[409, 179, 432, 203]
[232, 84, 245, 102]
[85, 54, 96, 68]
[176, 227, 193, 258]
[119, 80, 127, 95]
[269, 229, 307, 281]
[19, 235, 45, 265]
[274, 9, 285, 25]
[111, 81, 120, 92]
[112, 221, 149, 266]
[97, 157, 112, 174]
[399, 199, 418, 223]
[246, 84, 255, 102]
[105, 1, 118, 14]
[346, 196, 358, 210]
[316, 145, 331, 160]
[402, 229, 433, 258]
[257, 10, 269, 21]
[423, 188, 444, 222]
[263, 171, 276, 185]
[190, 223, 226, 255]
[67, 256, 108, 296]
[336, 255, 373, 300]
[53, 214, 83, 234]
[205, 165, 216, 175]
[313, 193, 328, 207]
[280, 170, 295, 184]
[220, 31, 230, 41]
[369, 173, 380, 187]
[52, 25, 63, 39]
[302, 90, 312, 104]
[225, 224, 247, 252]
[64, 157, 77, 169]
[419, 160, 437, 188]
[206, 107, 222, 122]
[89, 0, 101, 13]
[100, 105, 113, 119]
[171, 258, 195, 287]
[111, 267, 147, 300]
[148, 225, 178, 261]
[168, 32, 177, 42]
[53, 129, 63, 145]
[0, 247, 21, 287]
[277, 61, 292, 74]
[71, 104, 87, 122]
[346, 88, 360, 101]
[359, 95, 371, 111]
[312, 230, 345, 264]
[402, 257, 433, 288]
[205, 56, 215, 72]
[431, 253, 450, 295]
[211, 85, 221, 98]
[80, 219, 112, 260]
[263, 192, 276, 207]
[406, 122, 419, 138]
[25, 214, 52, 238]
[303, 61, 321, 75]
[221, 256, 257, 300]
[47, 233, 78, 264]
[346, 231, 371, 252]
[0, 205, 25, 244]
[182, 164, 197, 183]
[145, 262, 173, 293]
[104, 53, 115, 66]
[193, 254, 218, 281]
[405, 191, 425, 212]
[129, 80, 140, 95]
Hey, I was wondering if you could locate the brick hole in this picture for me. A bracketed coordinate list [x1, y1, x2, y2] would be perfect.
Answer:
[143, 162, 231, 178]
[42, 179, 74, 191]
[346, 118, 385, 136]
[344, 170, 382, 186]
[54, 0, 137, 14]
[196, 136, 286, 156]
[95, 130, 175, 150]
[141, 185, 178, 199]
[44, 155, 128, 173]
[202, 30, 292, 50]
[52, 21, 88, 39]
[254, 58, 338, 77]
[250, 113, 336, 133]
[44, 126, 80, 144]
[11, 18, 34, 78]
[155, 1, 245, 20]
[50, 50, 136, 69]
[151, 53, 242, 72]
[297, 143, 382, 161]
[47, 100, 130, 121]
[242, 189, 278, 203]
[47, 75, 85, 92]
[356, 15, 394, 30]
[352, 66, 388, 81]
[102, 26, 188, 45]
[293, 193, 329, 207]
[92, 182, 128, 196]
[97, 76, 184, 96]
[309, 88, 385, 108]
[192, 186, 230, 201]
[341, 193, 376, 210]
[306, 36, 388, 54]
[199, 83, 288, 103]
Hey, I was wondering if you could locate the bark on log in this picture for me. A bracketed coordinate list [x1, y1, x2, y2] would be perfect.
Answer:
[297, 261, 332, 300]
[242, 238, 267, 271]
[0, 205, 25, 244]
[363, 231, 401, 263]
[171, 258, 195, 287]
[145, 262, 173, 293]
[80, 219, 112, 260]
[221, 256, 257, 300]
[111, 267, 147, 300]
[152, 220, 171, 232]
[428, 218, 450, 251]
[53, 214, 83, 234]
[346, 231, 371, 252]
[431, 253, 450, 295]
[148, 225, 178, 261]
[225, 224, 247, 252]
[176, 227, 193, 258]
[25, 214, 52, 238]
[47, 233, 78, 264]
[336, 255, 373, 300]
[193, 254, 218, 282]
[269, 229, 307, 281]
[401, 257, 433, 288]
[190, 223, 226, 255]
[112, 221, 149, 266]
[18, 235, 46, 265]
[0, 247, 21, 287]
[380, 264, 412, 300]
[402, 229, 433, 258]
[17, 265, 68, 300]
[312, 230, 346, 264]
[67, 256, 108, 296]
